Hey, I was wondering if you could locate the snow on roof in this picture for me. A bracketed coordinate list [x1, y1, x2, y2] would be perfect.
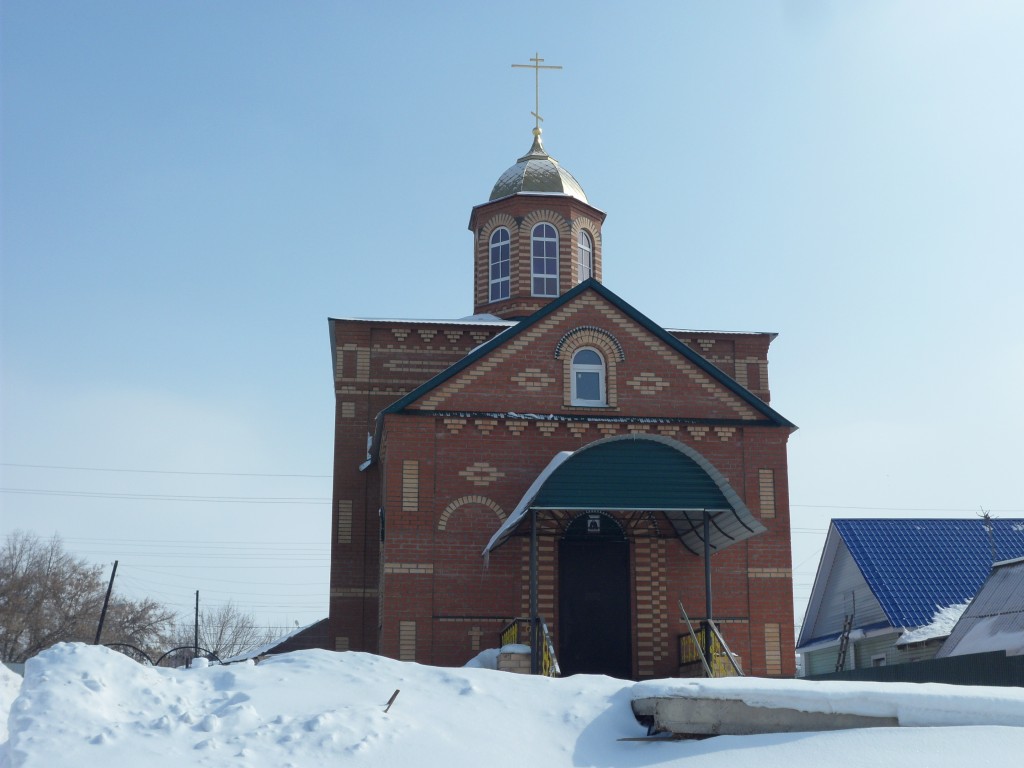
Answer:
[896, 603, 970, 645]
[329, 315, 515, 326]
[482, 450, 573, 558]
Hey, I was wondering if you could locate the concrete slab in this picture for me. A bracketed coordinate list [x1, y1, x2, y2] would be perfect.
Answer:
[632, 696, 900, 738]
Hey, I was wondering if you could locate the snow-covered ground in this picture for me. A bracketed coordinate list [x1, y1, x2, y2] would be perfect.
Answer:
[2, 644, 1024, 768]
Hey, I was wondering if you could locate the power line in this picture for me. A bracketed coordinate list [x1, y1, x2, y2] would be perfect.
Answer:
[0, 462, 330, 478]
[793, 504, 1023, 513]
[0, 487, 329, 504]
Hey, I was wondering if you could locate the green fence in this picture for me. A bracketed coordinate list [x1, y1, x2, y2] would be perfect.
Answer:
[804, 651, 1024, 687]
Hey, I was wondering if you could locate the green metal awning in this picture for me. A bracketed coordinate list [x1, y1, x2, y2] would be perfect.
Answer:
[483, 435, 767, 556]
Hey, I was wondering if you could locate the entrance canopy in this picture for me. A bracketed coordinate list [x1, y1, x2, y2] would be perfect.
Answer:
[483, 435, 766, 557]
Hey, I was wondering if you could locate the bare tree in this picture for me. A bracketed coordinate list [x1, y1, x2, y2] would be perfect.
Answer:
[0, 531, 103, 662]
[0, 531, 177, 662]
[175, 600, 274, 660]
[101, 596, 176, 656]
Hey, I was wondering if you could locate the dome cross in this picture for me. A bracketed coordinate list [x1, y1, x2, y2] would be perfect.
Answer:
[512, 52, 562, 134]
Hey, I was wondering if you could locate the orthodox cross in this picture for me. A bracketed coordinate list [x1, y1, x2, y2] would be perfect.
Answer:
[512, 52, 562, 132]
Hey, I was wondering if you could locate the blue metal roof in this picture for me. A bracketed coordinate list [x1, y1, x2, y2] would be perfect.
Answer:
[834, 518, 1024, 629]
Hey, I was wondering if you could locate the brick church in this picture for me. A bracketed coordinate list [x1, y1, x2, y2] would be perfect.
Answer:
[328, 100, 797, 679]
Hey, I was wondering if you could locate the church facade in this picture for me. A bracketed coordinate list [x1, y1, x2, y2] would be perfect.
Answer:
[328, 126, 797, 679]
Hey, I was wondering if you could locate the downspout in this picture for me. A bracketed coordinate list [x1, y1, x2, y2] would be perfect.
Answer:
[529, 507, 539, 675]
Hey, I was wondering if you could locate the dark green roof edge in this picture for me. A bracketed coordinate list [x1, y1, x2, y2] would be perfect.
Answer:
[365, 279, 796, 464]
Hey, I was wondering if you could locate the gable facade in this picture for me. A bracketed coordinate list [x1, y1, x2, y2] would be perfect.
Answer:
[328, 128, 797, 679]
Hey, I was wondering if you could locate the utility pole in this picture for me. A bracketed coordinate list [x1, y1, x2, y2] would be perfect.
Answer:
[194, 590, 200, 661]
[93, 560, 118, 645]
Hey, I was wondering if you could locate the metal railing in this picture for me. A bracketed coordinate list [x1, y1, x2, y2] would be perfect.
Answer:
[499, 617, 560, 677]
[678, 620, 744, 678]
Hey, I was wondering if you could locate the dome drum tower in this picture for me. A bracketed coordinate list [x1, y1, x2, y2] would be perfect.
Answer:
[469, 129, 606, 320]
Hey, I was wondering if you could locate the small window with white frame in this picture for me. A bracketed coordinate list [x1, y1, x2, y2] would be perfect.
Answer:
[571, 347, 606, 406]
[577, 229, 593, 282]
[489, 227, 510, 302]
[531, 222, 558, 297]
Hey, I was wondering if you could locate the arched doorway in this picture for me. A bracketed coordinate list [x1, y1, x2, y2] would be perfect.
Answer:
[558, 512, 632, 678]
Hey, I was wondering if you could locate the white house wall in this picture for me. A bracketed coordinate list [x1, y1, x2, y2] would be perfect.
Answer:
[806, 538, 888, 640]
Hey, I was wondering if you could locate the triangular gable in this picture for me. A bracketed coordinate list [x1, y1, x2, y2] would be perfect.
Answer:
[380, 279, 796, 425]
[798, 524, 888, 649]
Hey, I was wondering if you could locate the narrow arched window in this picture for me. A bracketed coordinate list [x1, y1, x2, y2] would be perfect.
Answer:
[577, 230, 593, 282]
[531, 223, 558, 297]
[571, 347, 606, 406]
[489, 227, 510, 302]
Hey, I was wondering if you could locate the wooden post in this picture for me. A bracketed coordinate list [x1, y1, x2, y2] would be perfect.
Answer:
[93, 560, 118, 644]
[194, 590, 200, 660]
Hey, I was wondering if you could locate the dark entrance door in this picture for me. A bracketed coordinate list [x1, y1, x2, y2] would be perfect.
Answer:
[558, 513, 631, 678]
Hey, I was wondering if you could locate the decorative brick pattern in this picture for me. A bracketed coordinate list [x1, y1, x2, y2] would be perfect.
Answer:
[385, 562, 434, 574]
[443, 418, 466, 435]
[337, 500, 352, 544]
[418, 304, 579, 410]
[626, 424, 650, 435]
[697, 338, 715, 353]
[469, 331, 490, 344]
[504, 419, 528, 436]
[758, 469, 776, 519]
[444, 330, 463, 344]
[384, 359, 449, 374]
[764, 623, 782, 675]
[687, 426, 710, 441]
[340, 402, 355, 418]
[391, 328, 410, 342]
[597, 422, 620, 437]
[734, 356, 769, 393]
[457, 462, 506, 487]
[402, 460, 418, 512]
[595, 299, 760, 420]
[714, 426, 736, 441]
[554, 326, 625, 361]
[437, 495, 506, 531]
[520, 538, 555, 619]
[474, 419, 498, 435]
[537, 422, 559, 437]
[417, 329, 436, 343]
[657, 424, 680, 437]
[555, 324, 623, 408]
[633, 538, 670, 679]
[330, 587, 378, 598]
[627, 372, 669, 395]
[511, 368, 556, 392]
[747, 567, 792, 578]
[399, 621, 416, 661]
[567, 422, 591, 438]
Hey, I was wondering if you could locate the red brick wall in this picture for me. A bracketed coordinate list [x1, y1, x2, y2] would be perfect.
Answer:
[328, 297, 796, 678]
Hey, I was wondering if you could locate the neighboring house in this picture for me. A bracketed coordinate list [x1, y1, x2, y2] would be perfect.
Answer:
[797, 519, 1024, 676]
[326, 118, 799, 679]
[224, 619, 330, 663]
[937, 556, 1024, 659]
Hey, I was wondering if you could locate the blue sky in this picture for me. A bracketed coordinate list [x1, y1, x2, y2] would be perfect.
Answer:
[3, 1, 1023, 638]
